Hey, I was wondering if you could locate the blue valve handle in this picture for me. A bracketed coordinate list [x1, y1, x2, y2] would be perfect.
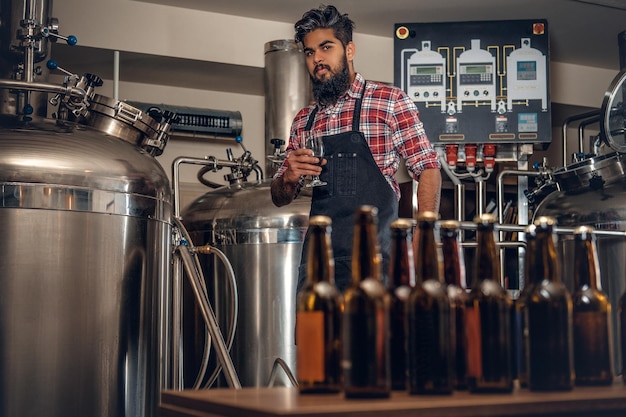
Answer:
[41, 28, 78, 46]
[46, 59, 73, 76]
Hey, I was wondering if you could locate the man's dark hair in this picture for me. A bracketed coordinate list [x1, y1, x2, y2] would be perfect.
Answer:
[294, 5, 354, 46]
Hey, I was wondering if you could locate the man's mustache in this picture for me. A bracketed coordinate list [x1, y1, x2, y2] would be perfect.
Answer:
[315, 64, 330, 74]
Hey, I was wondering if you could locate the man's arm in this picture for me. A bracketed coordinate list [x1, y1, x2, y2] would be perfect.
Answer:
[412, 167, 442, 266]
[415, 167, 442, 214]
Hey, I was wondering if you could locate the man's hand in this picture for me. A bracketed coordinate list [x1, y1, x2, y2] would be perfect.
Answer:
[270, 149, 327, 207]
[281, 148, 326, 184]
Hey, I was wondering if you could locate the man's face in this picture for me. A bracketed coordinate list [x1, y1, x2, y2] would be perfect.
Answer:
[302, 28, 354, 106]
[302, 28, 352, 82]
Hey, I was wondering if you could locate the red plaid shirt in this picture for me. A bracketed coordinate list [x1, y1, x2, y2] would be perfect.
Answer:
[274, 73, 440, 200]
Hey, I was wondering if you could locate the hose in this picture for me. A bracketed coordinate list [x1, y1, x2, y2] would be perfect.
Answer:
[172, 217, 241, 389]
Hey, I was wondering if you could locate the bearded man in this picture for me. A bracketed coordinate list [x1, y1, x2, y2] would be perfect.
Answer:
[271, 4, 442, 292]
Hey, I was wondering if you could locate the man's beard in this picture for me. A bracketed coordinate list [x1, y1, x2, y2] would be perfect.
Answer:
[311, 57, 351, 108]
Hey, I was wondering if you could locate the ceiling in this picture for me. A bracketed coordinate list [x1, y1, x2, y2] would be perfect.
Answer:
[137, 0, 626, 70]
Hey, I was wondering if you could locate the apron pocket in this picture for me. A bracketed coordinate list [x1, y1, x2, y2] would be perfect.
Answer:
[333, 152, 358, 196]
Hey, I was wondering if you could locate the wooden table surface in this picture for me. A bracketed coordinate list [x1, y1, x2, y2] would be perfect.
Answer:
[160, 381, 626, 417]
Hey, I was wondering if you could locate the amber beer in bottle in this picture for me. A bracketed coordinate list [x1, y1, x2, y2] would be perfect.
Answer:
[407, 211, 453, 395]
[295, 216, 343, 393]
[465, 214, 513, 393]
[342, 206, 390, 398]
[386, 219, 415, 390]
[572, 225, 613, 385]
[439, 220, 468, 390]
[526, 216, 574, 391]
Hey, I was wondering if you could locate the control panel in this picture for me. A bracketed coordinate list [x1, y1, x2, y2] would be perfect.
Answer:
[394, 20, 550, 146]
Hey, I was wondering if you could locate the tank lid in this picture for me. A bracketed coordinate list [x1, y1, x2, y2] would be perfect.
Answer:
[264, 39, 301, 54]
[0, 122, 171, 201]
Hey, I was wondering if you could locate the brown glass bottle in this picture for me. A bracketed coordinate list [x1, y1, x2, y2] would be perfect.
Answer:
[407, 211, 453, 395]
[516, 224, 540, 389]
[526, 216, 574, 391]
[296, 216, 343, 393]
[465, 214, 513, 393]
[439, 220, 468, 390]
[386, 218, 415, 390]
[572, 225, 613, 386]
[342, 206, 390, 398]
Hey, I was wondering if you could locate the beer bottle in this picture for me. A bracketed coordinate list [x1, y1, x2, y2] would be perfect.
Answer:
[407, 211, 453, 395]
[296, 215, 343, 393]
[439, 219, 468, 390]
[526, 216, 574, 391]
[572, 225, 613, 386]
[516, 224, 540, 389]
[386, 218, 415, 390]
[342, 206, 390, 398]
[465, 213, 513, 393]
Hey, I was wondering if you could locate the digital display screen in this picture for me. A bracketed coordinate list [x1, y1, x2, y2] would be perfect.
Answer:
[410, 65, 440, 75]
[517, 61, 537, 80]
[462, 64, 490, 74]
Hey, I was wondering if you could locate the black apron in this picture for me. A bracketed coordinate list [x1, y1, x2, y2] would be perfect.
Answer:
[297, 83, 398, 293]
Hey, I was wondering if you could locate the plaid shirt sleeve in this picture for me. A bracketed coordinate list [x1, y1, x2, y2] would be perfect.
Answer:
[388, 87, 441, 180]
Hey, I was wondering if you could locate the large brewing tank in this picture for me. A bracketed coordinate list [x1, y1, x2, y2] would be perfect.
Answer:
[0, 119, 172, 417]
[179, 39, 311, 387]
[181, 180, 310, 387]
[534, 70, 626, 375]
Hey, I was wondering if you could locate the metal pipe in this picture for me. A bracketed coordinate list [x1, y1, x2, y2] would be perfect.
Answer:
[439, 155, 465, 222]
[176, 243, 242, 389]
[196, 244, 239, 389]
[0, 79, 86, 98]
[171, 253, 184, 390]
[561, 110, 601, 166]
[476, 177, 487, 217]
[496, 169, 540, 224]
[113, 50, 120, 100]
[457, 220, 626, 237]
[267, 358, 298, 387]
[577, 115, 600, 155]
[172, 156, 214, 217]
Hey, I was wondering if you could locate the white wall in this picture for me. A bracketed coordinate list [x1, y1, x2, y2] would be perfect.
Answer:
[51, 0, 620, 205]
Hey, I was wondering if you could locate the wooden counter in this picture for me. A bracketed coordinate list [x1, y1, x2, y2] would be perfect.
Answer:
[160, 381, 626, 417]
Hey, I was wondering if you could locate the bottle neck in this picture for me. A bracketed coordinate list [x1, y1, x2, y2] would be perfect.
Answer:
[352, 221, 381, 282]
[574, 238, 599, 289]
[474, 224, 500, 283]
[528, 229, 560, 284]
[441, 233, 466, 288]
[389, 229, 415, 288]
[306, 226, 333, 284]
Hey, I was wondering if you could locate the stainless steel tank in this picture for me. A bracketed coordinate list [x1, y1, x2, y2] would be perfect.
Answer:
[181, 180, 310, 387]
[0, 120, 172, 417]
[534, 152, 626, 375]
[534, 71, 626, 375]
[264, 39, 311, 176]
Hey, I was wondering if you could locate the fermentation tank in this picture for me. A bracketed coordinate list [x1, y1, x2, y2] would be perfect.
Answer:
[0, 122, 172, 417]
[0, 1, 175, 415]
[534, 70, 626, 374]
[182, 180, 310, 387]
[180, 39, 311, 387]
